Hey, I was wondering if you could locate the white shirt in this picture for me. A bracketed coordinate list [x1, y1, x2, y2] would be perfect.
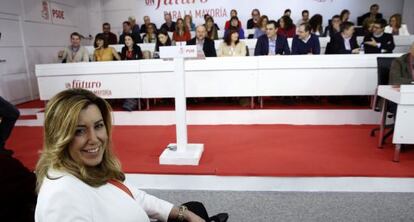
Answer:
[35, 169, 173, 222]
[384, 24, 410, 36]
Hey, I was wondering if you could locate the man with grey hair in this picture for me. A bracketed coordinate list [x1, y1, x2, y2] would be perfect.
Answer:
[186, 25, 216, 57]
[160, 13, 176, 32]
[128, 16, 140, 34]
[389, 42, 414, 85]
[140, 15, 157, 34]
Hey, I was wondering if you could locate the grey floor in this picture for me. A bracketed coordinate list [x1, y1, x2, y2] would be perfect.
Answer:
[146, 190, 414, 222]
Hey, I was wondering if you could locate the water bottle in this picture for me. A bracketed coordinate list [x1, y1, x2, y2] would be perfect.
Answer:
[359, 43, 364, 54]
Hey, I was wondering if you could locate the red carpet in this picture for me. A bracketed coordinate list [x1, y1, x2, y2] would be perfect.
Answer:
[7, 125, 414, 177]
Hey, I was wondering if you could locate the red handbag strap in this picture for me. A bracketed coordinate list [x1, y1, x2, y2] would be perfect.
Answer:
[108, 179, 134, 199]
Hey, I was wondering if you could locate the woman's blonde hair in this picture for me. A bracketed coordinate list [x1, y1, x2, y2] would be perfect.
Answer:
[35, 88, 124, 192]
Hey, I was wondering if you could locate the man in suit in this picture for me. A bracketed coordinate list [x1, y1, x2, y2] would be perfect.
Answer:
[119, 21, 142, 44]
[291, 23, 320, 55]
[95, 23, 117, 45]
[187, 25, 217, 57]
[363, 19, 395, 54]
[358, 4, 383, 26]
[389, 43, 414, 85]
[329, 21, 360, 54]
[160, 13, 176, 32]
[254, 20, 290, 56]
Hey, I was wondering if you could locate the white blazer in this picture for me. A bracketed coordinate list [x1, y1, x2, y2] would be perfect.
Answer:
[35, 169, 173, 222]
[384, 24, 410, 36]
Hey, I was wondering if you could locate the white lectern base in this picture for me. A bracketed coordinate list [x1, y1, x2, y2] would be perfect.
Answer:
[159, 143, 204, 165]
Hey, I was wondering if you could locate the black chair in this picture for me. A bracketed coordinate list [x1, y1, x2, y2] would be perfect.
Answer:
[357, 16, 365, 26]
[370, 57, 397, 146]
[354, 26, 365, 37]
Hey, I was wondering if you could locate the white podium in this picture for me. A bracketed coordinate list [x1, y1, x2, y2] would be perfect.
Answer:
[158, 46, 204, 165]
[378, 85, 414, 162]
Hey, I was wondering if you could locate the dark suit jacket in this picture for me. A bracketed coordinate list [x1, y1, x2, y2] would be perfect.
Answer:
[363, 32, 395, 53]
[389, 53, 414, 85]
[357, 12, 383, 26]
[254, 34, 290, 56]
[329, 32, 359, 54]
[186, 37, 217, 57]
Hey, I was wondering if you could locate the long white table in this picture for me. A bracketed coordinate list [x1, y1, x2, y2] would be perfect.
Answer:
[85, 35, 414, 57]
[378, 85, 414, 162]
[36, 54, 401, 101]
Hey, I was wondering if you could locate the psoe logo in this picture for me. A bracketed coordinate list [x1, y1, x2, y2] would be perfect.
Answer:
[146, 0, 208, 10]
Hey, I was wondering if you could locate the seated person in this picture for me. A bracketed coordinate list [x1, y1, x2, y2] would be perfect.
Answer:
[340, 9, 350, 23]
[359, 4, 383, 26]
[34, 88, 208, 222]
[323, 15, 341, 38]
[142, 23, 157, 43]
[296, 10, 309, 27]
[254, 20, 290, 56]
[204, 14, 220, 30]
[205, 16, 219, 40]
[140, 16, 157, 34]
[218, 28, 247, 57]
[224, 9, 242, 30]
[384, 14, 410, 36]
[184, 15, 196, 32]
[247, 9, 261, 29]
[120, 34, 143, 111]
[160, 13, 176, 32]
[253, 15, 268, 39]
[277, 16, 296, 38]
[309, 14, 323, 36]
[119, 21, 142, 44]
[187, 25, 217, 57]
[363, 19, 395, 54]
[95, 23, 117, 45]
[128, 16, 140, 35]
[58, 32, 89, 63]
[93, 34, 120, 61]
[153, 29, 173, 59]
[389, 42, 414, 85]
[172, 18, 191, 42]
[120, 34, 143, 60]
[291, 23, 320, 55]
[329, 21, 360, 54]
[223, 16, 245, 39]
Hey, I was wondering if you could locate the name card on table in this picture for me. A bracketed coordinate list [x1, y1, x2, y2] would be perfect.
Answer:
[159, 46, 197, 59]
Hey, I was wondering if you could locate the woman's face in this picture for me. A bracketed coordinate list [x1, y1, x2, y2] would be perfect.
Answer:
[185, 16, 190, 23]
[125, 36, 134, 47]
[343, 26, 355, 38]
[96, 39, 104, 47]
[279, 19, 285, 28]
[207, 19, 213, 28]
[390, 17, 397, 27]
[177, 19, 183, 29]
[68, 104, 107, 167]
[230, 32, 239, 42]
[231, 19, 238, 27]
[147, 25, 154, 34]
[262, 18, 268, 27]
[158, 34, 168, 44]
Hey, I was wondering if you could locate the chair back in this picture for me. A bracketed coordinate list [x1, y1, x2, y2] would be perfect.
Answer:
[377, 57, 397, 85]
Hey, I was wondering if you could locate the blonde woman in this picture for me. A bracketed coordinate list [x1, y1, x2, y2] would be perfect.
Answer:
[35, 89, 207, 222]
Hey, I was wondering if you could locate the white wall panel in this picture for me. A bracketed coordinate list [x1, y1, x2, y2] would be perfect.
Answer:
[0, 17, 23, 47]
[0, 47, 26, 74]
[0, 0, 21, 15]
[1, 73, 31, 103]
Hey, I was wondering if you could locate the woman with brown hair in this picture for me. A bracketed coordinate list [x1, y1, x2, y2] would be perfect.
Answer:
[218, 28, 247, 57]
[173, 18, 191, 42]
[385, 13, 410, 36]
[253, 15, 268, 38]
[205, 16, 218, 40]
[93, 33, 120, 61]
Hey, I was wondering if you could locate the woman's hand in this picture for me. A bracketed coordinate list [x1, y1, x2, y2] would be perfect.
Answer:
[184, 210, 205, 222]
